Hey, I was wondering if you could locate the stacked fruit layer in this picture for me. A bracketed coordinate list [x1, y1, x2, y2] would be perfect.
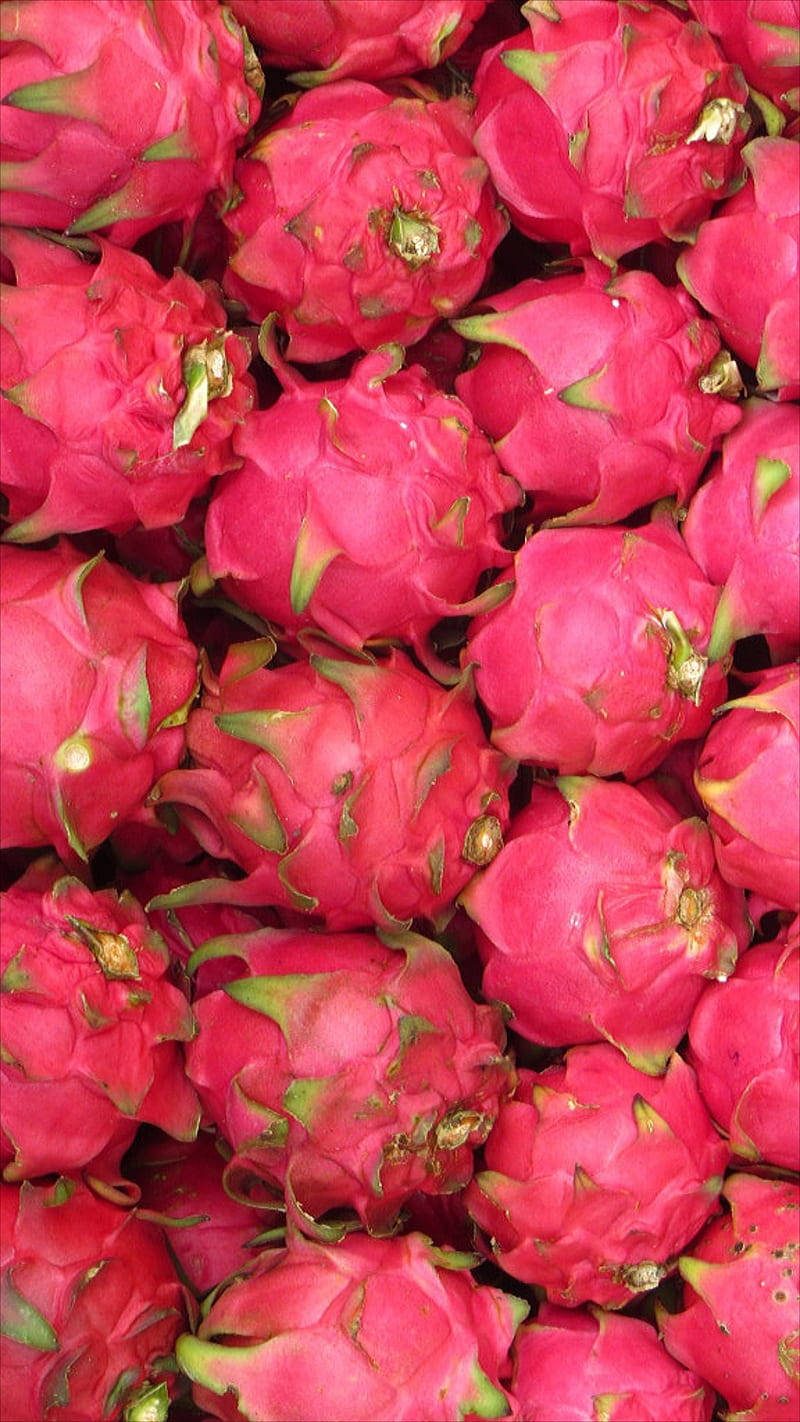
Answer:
[1, 2, 798, 1421]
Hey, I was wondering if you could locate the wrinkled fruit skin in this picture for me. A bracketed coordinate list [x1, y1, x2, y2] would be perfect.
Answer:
[464, 1048, 729, 1310]
[205, 338, 519, 663]
[183, 927, 514, 1236]
[0, 230, 255, 540]
[0, 859, 199, 1184]
[465, 519, 728, 779]
[658, 1173, 800, 1422]
[678, 138, 800, 399]
[688, 917, 800, 1170]
[0, 0, 262, 244]
[452, 260, 742, 525]
[683, 398, 800, 661]
[175, 1229, 526, 1422]
[154, 644, 514, 931]
[0, 1175, 190, 1422]
[0, 541, 199, 864]
[228, 0, 487, 82]
[222, 80, 508, 363]
[472, 1, 749, 263]
[461, 775, 750, 1073]
[688, 1, 800, 121]
[694, 662, 800, 911]
[512, 1302, 715, 1421]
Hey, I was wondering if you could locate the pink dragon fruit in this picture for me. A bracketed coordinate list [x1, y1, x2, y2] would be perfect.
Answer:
[461, 775, 750, 1073]
[687, 916, 800, 1170]
[175, 1229, 526, 1421]
[688, 1, 800, 124]
[183, 926, 514, 1236]
[471, 0, 749, 264]
[0, 230, 255, 540]
[694, 662, 800, 911]
[0, 0, 263, 244]
[203, 328, 519, 667]
[0, 857, 200, 1187]
[0, 1175, 191, 1422]
[677, 137, 800, 399]
[228, 0, 487, 82]
[464, 519, 729, 779]
[222, 80, 508, 363]
[151, 644, 514, 931]
[126, 1129, 273, 1298]
[511, 1303, 715, 1421]
[464, 1047, 729, 1309]
[452, 260, 742, 525]
[658, 1173, 800, 1422]
[682, 398, 800, 662]
[0, 542, 199, 865]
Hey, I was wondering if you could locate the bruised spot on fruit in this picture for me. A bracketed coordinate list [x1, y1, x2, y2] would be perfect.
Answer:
[462, 814, 503, 867]
[387, 208, 440, 269]
[435, 1108, 491, 1151]
[676, 885, 708, 931]
[618, 1260, 666, 1292]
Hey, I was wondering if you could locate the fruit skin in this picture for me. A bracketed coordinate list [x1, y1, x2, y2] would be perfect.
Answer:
[222, 80, 508, 363]
[464, 519, 729, 779]
[0, 229, 255, 541]
[0, 0, 263, 244]
[511, 1302, 715, 1421]
[694, 662, 800, 912]
[175, 1228, 527, 1421]
[464, 1047, 729, 1310]
[0, 858, 200, 1185]
[471, 0, 749, 264]
[0, 1174, 191, 1422]
[682, 399, 800, 662]
[204, 333, 519, 666]
[688, 1, 800, 123]
[658, 1173, 800, 1422]
[687, 916, 800, 1171]
[227, 0, 487, 82]
[460, 775, 750, 1074]
[182, 926, 514, 1237]
[0, 542, 198, 865]
[153, 643, 514, 931]
[452, 260, 742, 526]
[677, 138, 800, 399]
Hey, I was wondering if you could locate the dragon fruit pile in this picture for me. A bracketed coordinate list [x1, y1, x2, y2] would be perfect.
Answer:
[1, 1, 799, 1419]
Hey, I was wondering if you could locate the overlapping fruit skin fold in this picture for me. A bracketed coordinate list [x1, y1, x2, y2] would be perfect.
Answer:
[153, 643, 514, 930]
[0, 0, 263, 244]
[471, 0, 750, 264]
[222, 80, 509, 362]
[175, 1229, 527, 1422]
[0, 542, 199, 864]
[0, 1175, 192, 1422]
[0, 229, 255, 539]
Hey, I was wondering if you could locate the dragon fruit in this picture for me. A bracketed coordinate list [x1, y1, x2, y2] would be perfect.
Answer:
[688, 1, 800, 124]
[0, 0, 263, 244]
[471, 0, 749, 264]
[222, 80, 508, 363]
[0, 229, 255, 541]
[461, 775, 750, 1072]
[687, 916, 800, 1170]
[182, 926, 514, 1236]
[227, 0, 487, 82]
[452, 260, 742, 525]
[464, 519, 729, 779]
[511, 1303, 715, 1421]
[658, 1173, 800, 1422]
[677, 137, 800, 399]
[694, 662, 800, 911]
[151, 644, 513, 931]
[0, 1175, 191, 1422]
[682, 398, 800, 661]
[203, 328, 519, 666]
[0, 858, 199, 1187]
[175, 1229, 526, 1421]
[465, 1047, 729, 1309]
[0, 542, 198, 865]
